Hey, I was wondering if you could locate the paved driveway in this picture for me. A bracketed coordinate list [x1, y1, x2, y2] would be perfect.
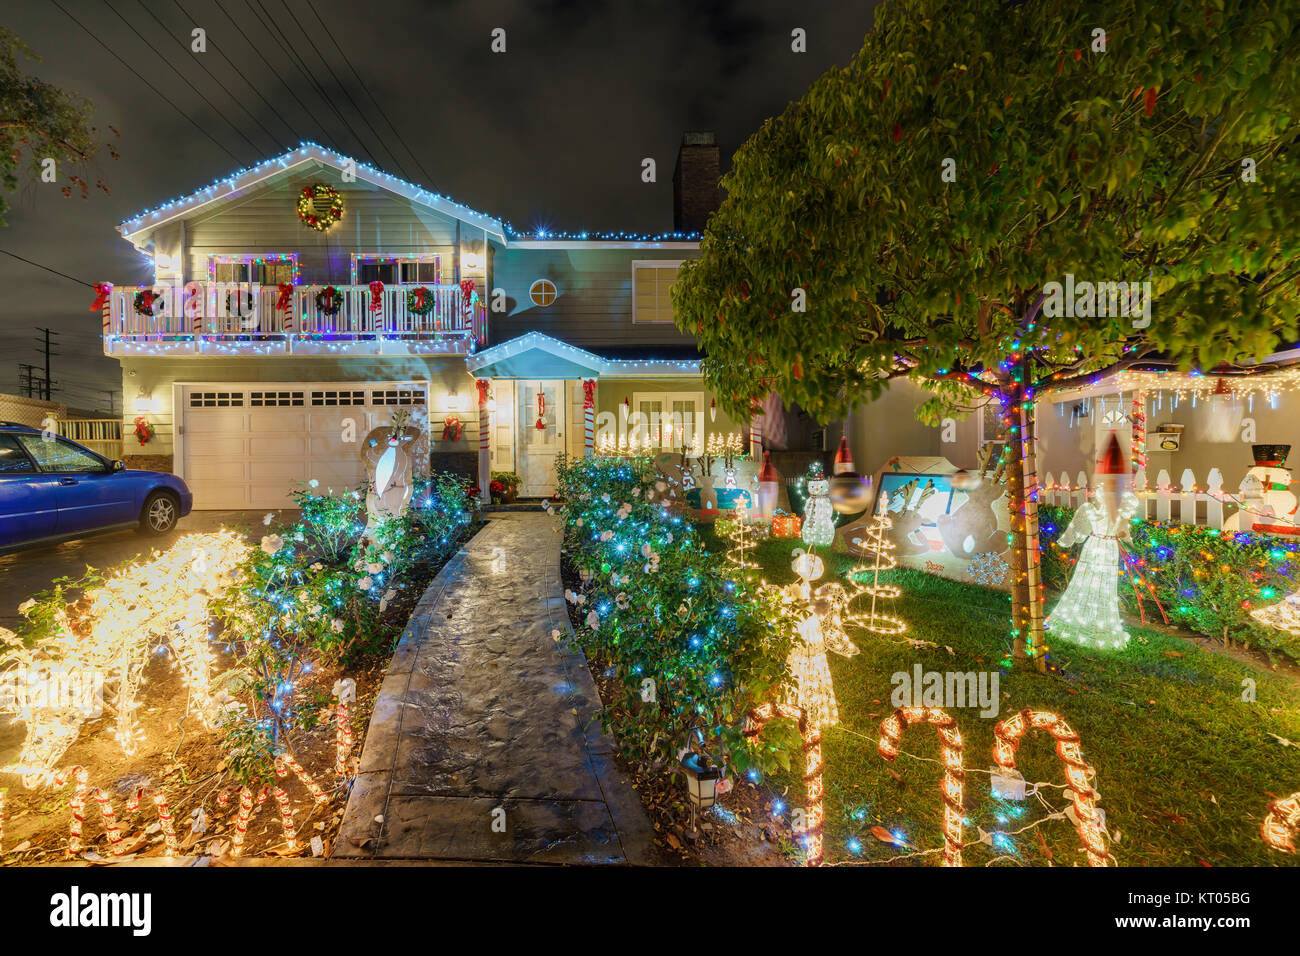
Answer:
[0, 511, 272, 632]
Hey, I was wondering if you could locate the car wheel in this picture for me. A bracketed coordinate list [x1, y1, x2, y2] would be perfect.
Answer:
[140, 491, 180, 535]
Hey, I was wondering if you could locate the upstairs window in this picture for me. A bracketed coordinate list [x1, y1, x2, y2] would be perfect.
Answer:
[632, 260, 684, 323]
[353, 255, 441, 285]
[209, 254, 298, 286]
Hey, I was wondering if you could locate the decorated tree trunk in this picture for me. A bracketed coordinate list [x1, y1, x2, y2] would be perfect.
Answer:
[1005, 380, 1046, 672]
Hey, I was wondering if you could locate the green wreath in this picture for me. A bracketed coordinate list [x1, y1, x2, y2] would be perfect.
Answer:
[315, 286, 343, 316]
[406, 285, 434, 316]
[297, 183, 343, 231]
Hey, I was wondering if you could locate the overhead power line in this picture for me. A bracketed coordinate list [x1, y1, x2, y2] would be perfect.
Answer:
[0, 248, 92, 287]
[50, 0, 246, 165]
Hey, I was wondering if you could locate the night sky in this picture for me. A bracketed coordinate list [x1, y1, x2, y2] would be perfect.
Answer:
[0, 0, 879, 413]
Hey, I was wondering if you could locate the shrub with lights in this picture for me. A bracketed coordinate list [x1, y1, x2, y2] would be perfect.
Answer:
[1040, 504, 1300, 661]
[554, 453, 802, 776]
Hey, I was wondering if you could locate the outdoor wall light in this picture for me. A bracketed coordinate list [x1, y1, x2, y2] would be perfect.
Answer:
[134, 388, 157, 415]
[464, 250, 481, 270]
[445, 390, 465, 412]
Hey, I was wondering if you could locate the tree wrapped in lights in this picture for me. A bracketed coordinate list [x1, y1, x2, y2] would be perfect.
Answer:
[1046, 434, 1139, 651]
[1, 531, 250, 787]
[673, 0, 1300, 671]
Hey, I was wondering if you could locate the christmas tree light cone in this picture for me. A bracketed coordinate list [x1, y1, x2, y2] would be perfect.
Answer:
[844, 496, 906, 635]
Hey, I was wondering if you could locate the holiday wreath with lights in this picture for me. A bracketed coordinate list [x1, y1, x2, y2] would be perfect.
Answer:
[297, 183, 343, 231]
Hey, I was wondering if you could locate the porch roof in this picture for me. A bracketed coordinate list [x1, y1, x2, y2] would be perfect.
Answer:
[465, 332, 700, 380]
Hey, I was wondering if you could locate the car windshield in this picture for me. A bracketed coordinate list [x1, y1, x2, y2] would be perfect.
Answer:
[0, 434, 37, 474]
[16, 434, 108, 473]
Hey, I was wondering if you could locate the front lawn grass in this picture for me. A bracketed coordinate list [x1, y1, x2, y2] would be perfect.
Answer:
[699, 525, 1300, 867]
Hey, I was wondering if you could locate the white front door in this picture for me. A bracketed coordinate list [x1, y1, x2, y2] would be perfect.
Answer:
[516, 380, 565, 497]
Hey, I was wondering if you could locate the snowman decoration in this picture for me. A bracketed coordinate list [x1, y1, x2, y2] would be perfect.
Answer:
[801, 461, 836, 547]
[1224, 444, 1300, 535]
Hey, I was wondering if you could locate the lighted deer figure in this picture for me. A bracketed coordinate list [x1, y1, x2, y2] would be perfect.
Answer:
[362, 409, 420, 533]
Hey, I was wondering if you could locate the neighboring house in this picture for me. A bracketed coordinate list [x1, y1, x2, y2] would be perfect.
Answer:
[100, 134, 968, 509]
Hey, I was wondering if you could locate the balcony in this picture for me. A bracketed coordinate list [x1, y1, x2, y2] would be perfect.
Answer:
[101, 282, 485, 358]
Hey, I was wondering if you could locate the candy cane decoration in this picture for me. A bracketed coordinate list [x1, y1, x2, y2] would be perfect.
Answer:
[272, 787, 297, 850]
[333, 678, 357, 776]
[1262, 791, 1300, 853]
[749, 410, 763, 459]
[127, 787, 179, 855]
[275, 752, 329, 805]
[878, 707, 965, 866]
[56, 766, 126, 857]
[0, 788, 5, 854]
[744, 702, 825, 866]
[476, 378, 491, 495]
[217, 786, 256, 856]
[994, 709, 1108, 866]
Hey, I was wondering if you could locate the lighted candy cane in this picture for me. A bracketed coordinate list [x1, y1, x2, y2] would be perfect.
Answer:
[744, 701, 825, 866]
[217, 786, 256, 856]
[1261, 791, 1300, 853]
[332, 678, 357, 776]
[582, 379, 596, 457]
[275, 752, 329, 805]
[0, 788, 5, 854]
[878, 707, 965, 866]
[56, 766, 125, 857]
[272, 787, 297, 850]
[126, 787, 179, 855]
[993, 709, 1108, 866]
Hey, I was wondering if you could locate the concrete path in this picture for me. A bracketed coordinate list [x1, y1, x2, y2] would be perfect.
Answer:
[335, 513, 654, 865]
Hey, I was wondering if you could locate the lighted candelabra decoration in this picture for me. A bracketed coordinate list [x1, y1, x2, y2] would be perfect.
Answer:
[2, 531, 251, 787]
[743, 701, 825, 866]
[1045, 433, 1139, 651]
[1261, 791, 1300, 853]
[993, 709, 1109, 866]
[878, 707, 965, 866]
[843, 495, 906, 636]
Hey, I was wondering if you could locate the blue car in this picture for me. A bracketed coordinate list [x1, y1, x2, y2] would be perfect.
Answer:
[0, 422, 192, 554]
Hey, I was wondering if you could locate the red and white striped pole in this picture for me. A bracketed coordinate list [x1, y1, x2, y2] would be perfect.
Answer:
[749, 408, 763, 459]
[476, 378, 491, 497]
[582, 379, 596, 457]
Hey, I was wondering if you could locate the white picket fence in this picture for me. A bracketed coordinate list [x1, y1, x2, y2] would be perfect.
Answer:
[1040, 466, 1238, 529]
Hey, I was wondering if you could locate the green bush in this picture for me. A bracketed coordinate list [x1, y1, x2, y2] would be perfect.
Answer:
[554, 453, 801, 777]
[1039, 504, 1300, 662]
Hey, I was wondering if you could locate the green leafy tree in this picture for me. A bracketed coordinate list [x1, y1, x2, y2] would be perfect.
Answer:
[674, 0, 1300, 668]
[0, 27, 117, 225]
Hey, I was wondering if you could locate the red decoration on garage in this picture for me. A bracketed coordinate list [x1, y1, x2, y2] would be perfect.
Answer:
[441, 415, 463, 442]
[133, 416, 155, 446]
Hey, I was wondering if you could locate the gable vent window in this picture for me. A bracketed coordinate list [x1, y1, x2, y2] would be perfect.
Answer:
[250, 390, 304, 407]
[529, 278, 557, 307]
[632, 261, 684, 323]
[189, 391, 245, 407]
[311, 389, 367, 406]
[372, 387, 426, 406]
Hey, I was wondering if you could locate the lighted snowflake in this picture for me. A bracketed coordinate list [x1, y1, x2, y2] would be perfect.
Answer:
[968, 551, 1010, 588]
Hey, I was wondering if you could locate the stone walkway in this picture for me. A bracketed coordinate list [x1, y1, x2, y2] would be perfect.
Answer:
[335, 513, 654, 865]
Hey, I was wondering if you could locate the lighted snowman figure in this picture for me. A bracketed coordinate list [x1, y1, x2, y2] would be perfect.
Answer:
[1224, 444, 1300, 535]
[801, 461, 836, 548]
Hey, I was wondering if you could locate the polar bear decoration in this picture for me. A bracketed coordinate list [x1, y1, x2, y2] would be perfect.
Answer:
[361, 411, 421, 533]
[1223, 444, 1300, 535]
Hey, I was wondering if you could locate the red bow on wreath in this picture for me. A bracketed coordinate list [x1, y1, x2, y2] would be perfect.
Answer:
[275, 282, 294, 313]
[90, 282, 112, 312]
[459, 279, 475, 307]
[442, 414, 463, 442]
[369, 280, 384, 314]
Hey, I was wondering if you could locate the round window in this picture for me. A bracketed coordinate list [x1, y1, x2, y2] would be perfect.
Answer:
[529, 278, 557, 307]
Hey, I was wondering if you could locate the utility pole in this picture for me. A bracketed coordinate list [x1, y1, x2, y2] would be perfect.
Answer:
[35, 328, 60, 402]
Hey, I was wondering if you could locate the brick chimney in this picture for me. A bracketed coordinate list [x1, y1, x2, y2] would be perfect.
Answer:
[672, 131, 721, 233]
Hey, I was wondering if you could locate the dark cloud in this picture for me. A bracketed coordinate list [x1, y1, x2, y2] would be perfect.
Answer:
[0, 0, 878, 410]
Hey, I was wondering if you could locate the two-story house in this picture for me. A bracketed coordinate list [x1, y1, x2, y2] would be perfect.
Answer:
[102, 136, 759, 508]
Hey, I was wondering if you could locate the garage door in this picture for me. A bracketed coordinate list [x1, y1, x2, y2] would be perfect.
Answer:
[181, 383, 428, 509]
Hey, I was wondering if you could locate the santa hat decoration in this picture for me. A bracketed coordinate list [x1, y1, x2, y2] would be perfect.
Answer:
[833, 436, 855, 475]
[1097, 432, 1128, 476]
[758, 449, 780, 484]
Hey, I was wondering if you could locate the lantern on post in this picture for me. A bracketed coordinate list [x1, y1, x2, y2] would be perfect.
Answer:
[680, 752, 721, 838]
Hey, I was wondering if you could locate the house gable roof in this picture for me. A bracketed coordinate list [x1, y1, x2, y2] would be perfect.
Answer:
[117, 142, 508, 246]
[465, 332, 700, 379]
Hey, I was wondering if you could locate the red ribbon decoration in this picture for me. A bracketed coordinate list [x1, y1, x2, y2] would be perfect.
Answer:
[369, 280, 384, 314]
[475, 379, 491, 407]
[275, 282, 294, 313]
[133, 416, 154, 446]
[460, 278, 475, 307]
[441, 414, 463, 442]
[582, 379, 596, 409]
[90, 282, 111, 312]
[536, 392, 546, 430]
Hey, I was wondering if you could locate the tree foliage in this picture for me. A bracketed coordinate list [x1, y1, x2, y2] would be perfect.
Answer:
[674, 0, 1300, 423]
[0, 27, 117, 225]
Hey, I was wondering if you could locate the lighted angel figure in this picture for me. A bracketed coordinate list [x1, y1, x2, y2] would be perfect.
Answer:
[1045, 434, 1140, 651]
[781, 549, 859, 728]
[362, 410, 420, 533]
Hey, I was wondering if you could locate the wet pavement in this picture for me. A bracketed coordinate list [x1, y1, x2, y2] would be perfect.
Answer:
[0, 511, 270, 631]
[335, 513, 654, 865]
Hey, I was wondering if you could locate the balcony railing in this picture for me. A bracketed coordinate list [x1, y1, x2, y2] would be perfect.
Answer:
[102, 282, 485, 357]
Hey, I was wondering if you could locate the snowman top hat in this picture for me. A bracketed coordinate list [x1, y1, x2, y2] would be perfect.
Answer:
[1252, 444, 1291, 468]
